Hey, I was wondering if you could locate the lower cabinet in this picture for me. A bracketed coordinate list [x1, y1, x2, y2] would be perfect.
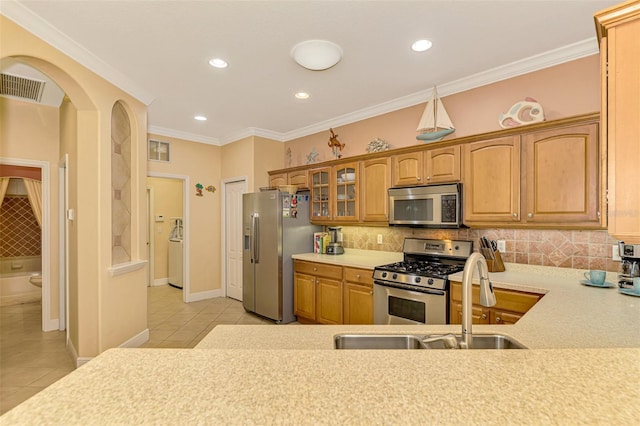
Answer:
[449, 281, 542, 325]
[293, 260, 373, 324]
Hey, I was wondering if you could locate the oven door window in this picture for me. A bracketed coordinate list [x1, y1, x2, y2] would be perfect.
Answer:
[394, 198, 433, 222]
[388, 295, 426, 324]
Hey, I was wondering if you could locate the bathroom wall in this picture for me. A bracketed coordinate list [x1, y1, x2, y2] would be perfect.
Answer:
[146, 176, 183, 283]
[342, 227, 620, 272]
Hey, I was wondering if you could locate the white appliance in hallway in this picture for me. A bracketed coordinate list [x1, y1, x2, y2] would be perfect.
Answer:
[243, 190, 320, 323]
[168, 218, 183, 289]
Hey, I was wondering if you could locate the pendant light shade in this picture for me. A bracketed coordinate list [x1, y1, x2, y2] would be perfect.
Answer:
[291, 40, 343, 71]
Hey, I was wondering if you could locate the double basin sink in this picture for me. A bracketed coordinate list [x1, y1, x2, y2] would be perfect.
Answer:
[334, 333, 526, 350]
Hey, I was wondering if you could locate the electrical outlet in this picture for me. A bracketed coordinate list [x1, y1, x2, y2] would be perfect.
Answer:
[612, 245, 621, 261]
[377, 234, 383, 245]
[497, 240, 506, 252]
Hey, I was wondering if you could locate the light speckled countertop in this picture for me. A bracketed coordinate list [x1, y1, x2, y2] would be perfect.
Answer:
[3, 251, 640, 424]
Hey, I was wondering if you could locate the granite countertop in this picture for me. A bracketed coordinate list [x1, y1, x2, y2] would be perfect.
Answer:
[3, 251, 640, 424]
[292, 248, 403, 269]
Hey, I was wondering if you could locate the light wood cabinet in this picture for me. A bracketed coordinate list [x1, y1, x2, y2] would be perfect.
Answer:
[360, 157, 391, 222]
[392, 146, 461, 187]
[333, 162, 358, 222]
[449, 281, 542, 325]
[268, 170, 309, 189]
[269, 172, 287, 188]
[293, 260, 343, 324]
[463, 136, 521, 223]
[523, 123, 601, 225]
[309, 167, 331, 220]
[343, 267, 374, 324]
[596, 2, 640, 243]
[463, 118, 602, 228]
[424, 145, 461, 184]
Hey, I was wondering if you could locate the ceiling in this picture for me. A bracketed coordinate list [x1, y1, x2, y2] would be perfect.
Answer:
[1, 1, 617, 145]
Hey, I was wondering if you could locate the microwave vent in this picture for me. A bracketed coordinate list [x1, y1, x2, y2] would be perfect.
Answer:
[0, 73, 45, 103]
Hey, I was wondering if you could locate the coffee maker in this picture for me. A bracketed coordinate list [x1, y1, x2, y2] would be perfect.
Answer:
[618, 242, 640, 289]
[326, 226, 344, 255]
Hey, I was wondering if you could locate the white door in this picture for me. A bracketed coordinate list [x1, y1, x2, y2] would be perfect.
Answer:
[225, 179, 246, 300]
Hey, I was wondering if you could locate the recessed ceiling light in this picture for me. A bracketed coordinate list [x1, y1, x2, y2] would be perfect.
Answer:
[295, 92, 310, 100]
[194, 115, 207, 121]
[291, 40, 342, 71]
[209, 58, 228, 68]
[411, 39, 433, 52]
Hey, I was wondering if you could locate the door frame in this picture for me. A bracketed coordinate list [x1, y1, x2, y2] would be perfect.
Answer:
[147, 172, 189, 302]
[221, 176, 247, 299]
[0, 157, 55, 331]
[58, 154, 68, 333]
[146, 186, 155, 287]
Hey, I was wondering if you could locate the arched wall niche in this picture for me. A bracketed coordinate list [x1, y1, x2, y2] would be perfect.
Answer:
[111, 101, 132, 265]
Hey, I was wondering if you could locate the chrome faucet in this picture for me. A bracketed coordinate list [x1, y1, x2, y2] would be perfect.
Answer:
[460, 252, 496, 349]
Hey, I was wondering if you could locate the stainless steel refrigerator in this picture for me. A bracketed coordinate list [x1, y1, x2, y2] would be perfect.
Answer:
[242, 190, 320, 323]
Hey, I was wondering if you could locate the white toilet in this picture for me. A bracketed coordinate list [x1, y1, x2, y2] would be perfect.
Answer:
[29, 274, 42, 288]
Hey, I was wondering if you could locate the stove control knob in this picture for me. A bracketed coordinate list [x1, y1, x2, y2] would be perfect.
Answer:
[428, 278, 434, 286]
[381, 272, 388, 278]
[392, 273, 398, 280]
[415, 277, 421, 284]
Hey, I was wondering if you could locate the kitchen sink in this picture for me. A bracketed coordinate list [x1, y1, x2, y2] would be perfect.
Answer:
[333, 333, 526, 350]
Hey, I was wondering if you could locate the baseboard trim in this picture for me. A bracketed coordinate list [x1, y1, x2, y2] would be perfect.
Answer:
[44, 317, 59, 332]
[188, 288, 224, 302]
[119, 328, 149, 348]
[67, 338, 92, 368]
[153, 278, 168, 286]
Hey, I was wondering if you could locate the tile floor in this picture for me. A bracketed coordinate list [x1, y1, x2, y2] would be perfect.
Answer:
[0, 285, 272, 414]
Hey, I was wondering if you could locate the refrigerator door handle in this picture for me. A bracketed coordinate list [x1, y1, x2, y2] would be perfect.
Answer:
[252, 213, 260, 264]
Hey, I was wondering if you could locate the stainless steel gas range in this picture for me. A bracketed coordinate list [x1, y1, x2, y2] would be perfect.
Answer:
[372, 238, 473, 325]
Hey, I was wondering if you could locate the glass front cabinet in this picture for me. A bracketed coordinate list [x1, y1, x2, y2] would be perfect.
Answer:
[333, 162, 358, 222]
[310, 167, 331, 220]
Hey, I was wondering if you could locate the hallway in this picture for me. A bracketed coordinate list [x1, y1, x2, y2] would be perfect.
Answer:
[1, 286, 273, 414]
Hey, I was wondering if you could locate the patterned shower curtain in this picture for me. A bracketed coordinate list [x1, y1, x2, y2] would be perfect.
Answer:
[22, 178, 42, 228]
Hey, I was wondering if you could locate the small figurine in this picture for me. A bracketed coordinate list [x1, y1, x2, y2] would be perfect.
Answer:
[306, 148, 319, 164]
[195, 183, 203, 197]
[328, 128, 345, 159]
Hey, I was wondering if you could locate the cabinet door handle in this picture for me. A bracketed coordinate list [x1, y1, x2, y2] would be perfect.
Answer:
[527, 213, 533, 218]
[313, 267, 317, 271]
[496, 317, 502, 323]
[417, 177, 422, 181]
[369, 291, 373, 295]
[481, 314, 487, 320]
[512, 212, 518, 218]
[426, 176, 431, 180]
[356, 274, 361, 279]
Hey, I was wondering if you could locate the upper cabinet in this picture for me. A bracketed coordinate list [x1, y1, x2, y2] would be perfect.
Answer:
[391, 145, 461, 187]
[523, 123, 600, 225]
[309, 163, 359, 223]
[596, 1, 640, 243]
[463, 117, 603, 228]
[360, 157, 391, 222]
[463, 136, 521, 224]
[268, 169, 308, 189]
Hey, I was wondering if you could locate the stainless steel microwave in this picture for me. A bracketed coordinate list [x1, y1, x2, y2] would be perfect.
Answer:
[388, 183, 462, 228]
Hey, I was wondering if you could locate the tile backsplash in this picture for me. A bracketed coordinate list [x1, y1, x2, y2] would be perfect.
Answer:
[341, 226, 620, 272]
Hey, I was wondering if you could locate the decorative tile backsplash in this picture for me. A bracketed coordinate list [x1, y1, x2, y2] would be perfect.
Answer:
[0, 196, 41, 257]
[342, 226, 620, 272]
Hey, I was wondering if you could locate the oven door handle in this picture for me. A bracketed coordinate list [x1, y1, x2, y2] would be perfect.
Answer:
[374, 280, 446, 296]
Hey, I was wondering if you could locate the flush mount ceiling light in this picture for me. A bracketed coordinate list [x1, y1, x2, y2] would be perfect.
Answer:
[411, 39, 433, 52]
[291, 40, 343, 71]
[295, 92, 310, 100]
[209, 58, 228, 68]
[194, 115, 207, 121]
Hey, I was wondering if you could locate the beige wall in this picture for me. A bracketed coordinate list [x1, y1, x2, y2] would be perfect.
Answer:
[221, 136, 284, 191]
[285, 55, 600, 166]
[254, 136, 284, 189]
[2, 16, 148, 358]
[147, 134, 222, 294]
[147, 177, 183, 281]
[0, 97, 61, 323]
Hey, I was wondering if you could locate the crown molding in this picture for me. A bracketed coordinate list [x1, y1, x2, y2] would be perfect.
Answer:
[220, 127, 286, 145]
[0, 1, 155, 105]
[148, 125, 219, 146]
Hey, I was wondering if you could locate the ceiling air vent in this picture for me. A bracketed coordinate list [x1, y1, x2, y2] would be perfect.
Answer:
[0, 73, 46, 103]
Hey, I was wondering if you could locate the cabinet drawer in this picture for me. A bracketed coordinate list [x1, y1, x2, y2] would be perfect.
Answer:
[294, 260, 343, 280]
[343, 267, 374, 286]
